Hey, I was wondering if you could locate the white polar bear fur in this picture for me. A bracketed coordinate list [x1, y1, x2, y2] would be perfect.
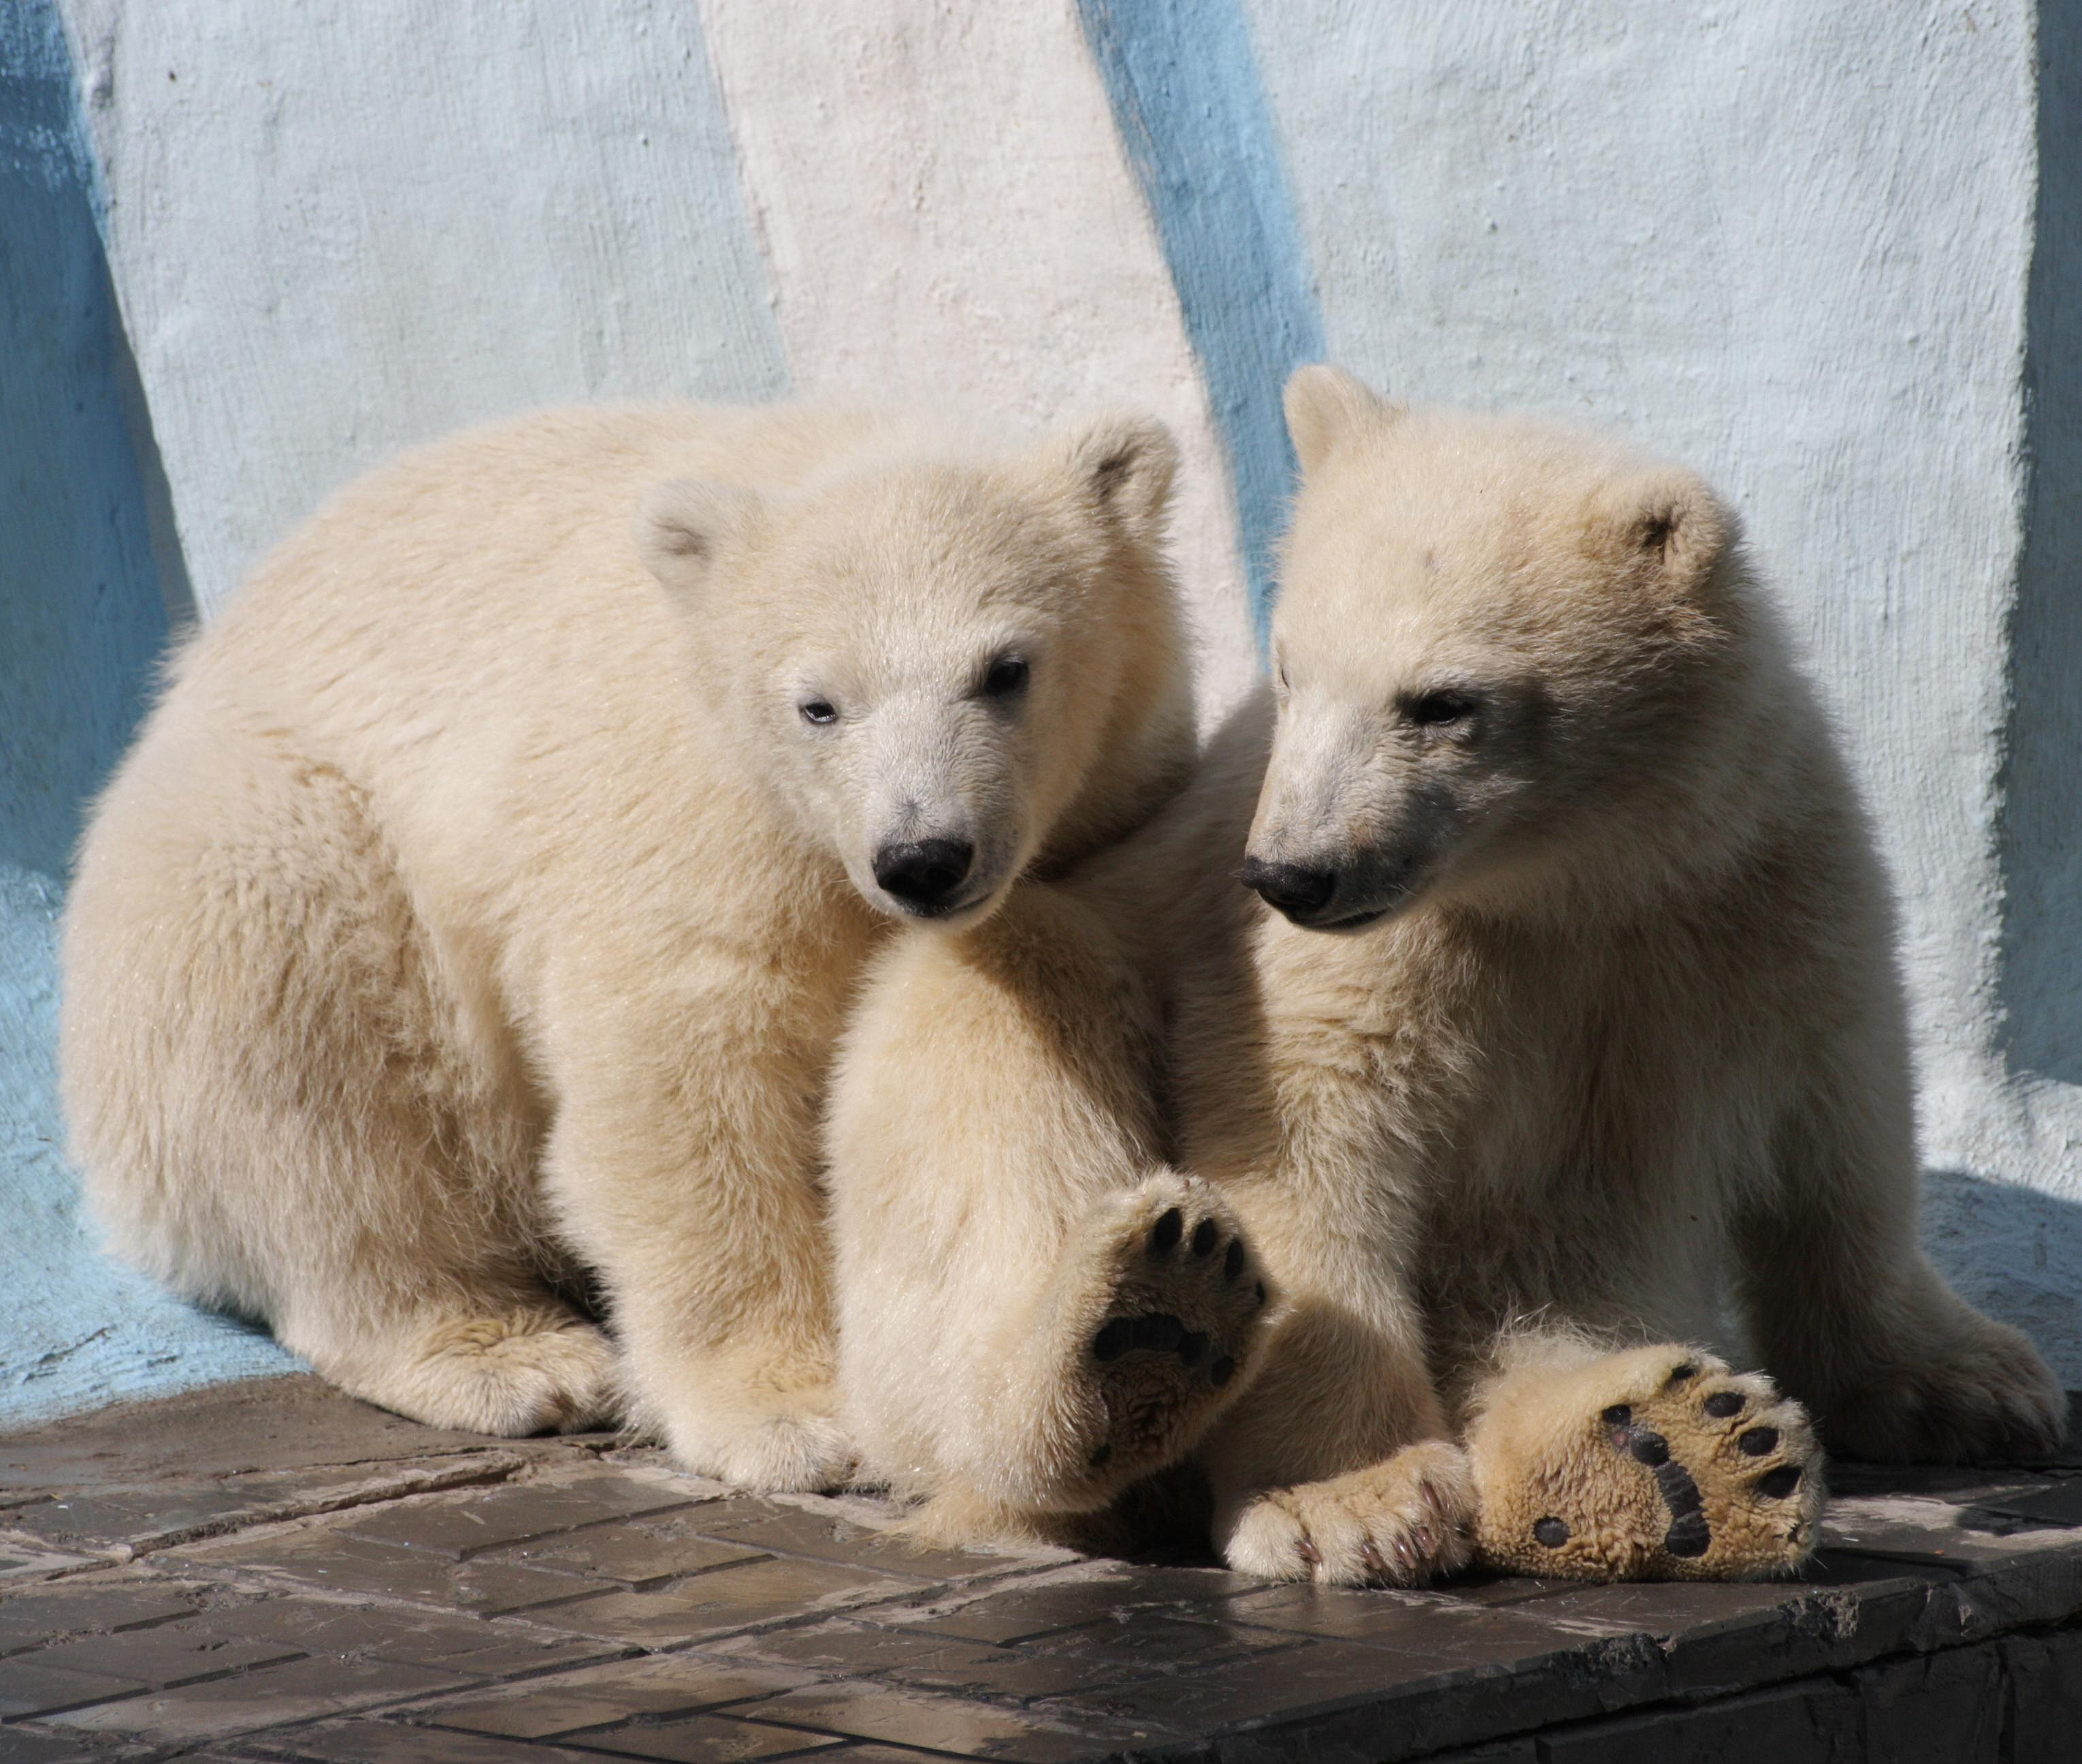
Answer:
[825, 368, 2064, 1580]
[61, 400, 1194, 1491]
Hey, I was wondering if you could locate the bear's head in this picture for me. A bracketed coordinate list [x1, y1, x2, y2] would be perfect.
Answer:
[636, 413, 1190, 925]
[1244, 364, 1767, 931]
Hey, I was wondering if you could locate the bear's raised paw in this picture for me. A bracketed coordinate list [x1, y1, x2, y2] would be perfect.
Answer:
[1467, 1343, 1824, 1582]
[1049, 1173, 1273, 1500]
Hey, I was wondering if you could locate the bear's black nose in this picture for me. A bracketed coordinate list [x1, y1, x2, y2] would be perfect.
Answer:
[1239, 857, 1337, 919]
[874, 838, 975, 909]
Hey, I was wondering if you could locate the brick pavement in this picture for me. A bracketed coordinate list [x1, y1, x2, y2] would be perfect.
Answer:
[3, 1378, 2082, 1763]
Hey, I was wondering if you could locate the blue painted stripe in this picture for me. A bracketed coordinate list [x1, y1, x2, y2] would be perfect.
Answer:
[1, 0, 180, 883]
[1, 0, 295, 1427]
[1077, 0, 1325, 649]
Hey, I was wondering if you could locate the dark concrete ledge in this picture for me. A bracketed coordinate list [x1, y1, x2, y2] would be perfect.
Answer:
[3, 1379, 2081, 1763]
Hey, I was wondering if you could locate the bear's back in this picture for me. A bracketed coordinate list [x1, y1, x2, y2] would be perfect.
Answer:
[180, 404, 917, 717]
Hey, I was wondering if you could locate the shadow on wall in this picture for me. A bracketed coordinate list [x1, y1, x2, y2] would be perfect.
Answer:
[1925, 1171, 2082, 1377]
[1, 0, 181, 885]
[1998, 4, 2082, 1088]
[1, 0, 294, 1428]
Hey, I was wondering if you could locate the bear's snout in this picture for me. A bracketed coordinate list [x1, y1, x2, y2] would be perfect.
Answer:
[873, 837, 976, 913]
[1240, 857, 1337, 921]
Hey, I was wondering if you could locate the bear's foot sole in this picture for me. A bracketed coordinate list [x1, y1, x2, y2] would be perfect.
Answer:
[1467, 1341, 1824, 1582]
[1052, 1172, 1271, 1501]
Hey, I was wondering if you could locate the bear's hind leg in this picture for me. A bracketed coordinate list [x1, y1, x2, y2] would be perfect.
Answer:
[293, 1298, 617, 1437]
[1737, 1067, 2065, 1465]
[63, 718, 615, 1439]
[1463, 1337, 1823, 1581]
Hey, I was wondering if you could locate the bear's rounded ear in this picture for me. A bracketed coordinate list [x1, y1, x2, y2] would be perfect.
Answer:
[1050, 412, 1180, 544]
[1587, 468, 1733, 599]
[1284, 363, 1403, 474]
[634, 479, 761, 604]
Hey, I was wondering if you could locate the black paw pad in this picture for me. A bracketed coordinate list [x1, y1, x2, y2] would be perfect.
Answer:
[1703, 1391, 1745, 1418]
[1224, 1239, 1246, 1279]
[1663, 1512, 1711, 1558]
[1533, 1516, 1571, 1548]
[1253, 1280, 1267, 1307]
[1652, 1458, 1708, 1556]
[1756, 1465, 1802, 1500]
[1210, 1354, 1236, 1387]
[1609, 1411, 1717, 1561]
[1149, 1208, 1184, 1254]
[1191, 1218, 1219, 1256]
[1131, 1313, 1184, 1352]
[1096, 1312, 1206, 1365]
[1667, 1362, 1699, 1384]
[1738, 1426, 1779, 1456]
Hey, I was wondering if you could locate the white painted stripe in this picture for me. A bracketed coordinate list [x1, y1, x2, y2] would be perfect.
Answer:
[61, 0, 787, 619]
[698, 0, 1258, 723]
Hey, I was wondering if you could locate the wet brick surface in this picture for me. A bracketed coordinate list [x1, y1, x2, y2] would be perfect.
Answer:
[0, 1377, 2080, 1761]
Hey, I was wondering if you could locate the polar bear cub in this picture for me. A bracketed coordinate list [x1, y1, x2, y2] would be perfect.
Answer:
[1192, 367, 2066, 1581]
[61, 400, 1200, 1492]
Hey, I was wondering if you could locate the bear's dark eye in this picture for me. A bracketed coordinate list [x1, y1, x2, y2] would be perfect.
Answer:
[799, 698, 838, 727]
[981, 655, 1030, 698]
[1406, 689, 1477, 728]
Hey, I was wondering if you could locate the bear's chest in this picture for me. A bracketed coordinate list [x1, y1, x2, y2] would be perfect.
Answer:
[1408, 1004, 1768, 1354]
[1435, 930, 1785, 1239]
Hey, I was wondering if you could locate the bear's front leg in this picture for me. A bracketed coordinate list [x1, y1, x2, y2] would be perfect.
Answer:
[1185, 1182, 1474, 1584]
[540, 985, 852, 1492]
[830, 882, 1268, 1535]
[1197, 1283, 1476, 1586]
[1173, 1030, 1474, 1586]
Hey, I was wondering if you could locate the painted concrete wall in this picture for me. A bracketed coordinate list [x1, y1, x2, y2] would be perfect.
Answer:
[3, 0, 2076, 1422]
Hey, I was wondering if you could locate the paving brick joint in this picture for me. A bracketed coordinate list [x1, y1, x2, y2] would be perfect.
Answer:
[4, 1379, 2082, 1762]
